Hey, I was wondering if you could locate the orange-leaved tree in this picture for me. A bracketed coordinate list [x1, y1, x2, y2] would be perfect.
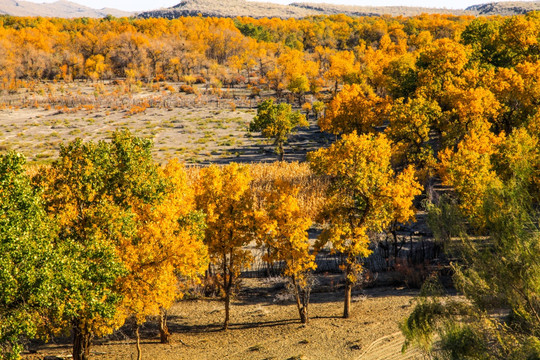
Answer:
[195, 163, 256, 330]
[309, 132, 422, 318]
[258, 179, 315, 324]
[318, 84, 389, 136]
[324, 50, 357, 95]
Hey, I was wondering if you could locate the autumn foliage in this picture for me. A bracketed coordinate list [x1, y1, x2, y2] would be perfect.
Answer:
[309, 132, 422, 318]
[1, 10, 540, 360]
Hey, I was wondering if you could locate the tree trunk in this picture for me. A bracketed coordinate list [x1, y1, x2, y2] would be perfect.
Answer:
[159, 308, 170, 344]
[224, 289, 231, 330]
[135, 323, 142, 360]
[292, 276, 308, 324]
[343, 279, 352, 319]
[278, 142, 284, 161]
[298, 301, 308, 324]
[223, 251, 232, 330]
[301, 305, 308, 324]
[73, 320, 92, 360]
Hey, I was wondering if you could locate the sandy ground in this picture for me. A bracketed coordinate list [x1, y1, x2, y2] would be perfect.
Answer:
[0, 83, 331, 165]
[25, 278, 423, 360]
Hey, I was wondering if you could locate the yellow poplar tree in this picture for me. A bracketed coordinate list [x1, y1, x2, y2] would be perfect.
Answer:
[385, 96, 442, 181]
[119, 159, 208, 359]
[438, 126, 539, 226]
[324, 50, 357, 95]
[84, 54, 108, 81]
[309, 132, 422, 318]
[318, 83, 389, 136]
[439, 85, 501, 147]
[195, 163, 256, 330]
[438, 130, 505, 225]
[258, 179, 315, 324]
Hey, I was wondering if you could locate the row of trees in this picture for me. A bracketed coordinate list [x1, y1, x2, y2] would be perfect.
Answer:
[0, 130, 421, 360]
[0, 13, 471, 85]
[0, 13, 537, 99]
[3, 12, 540, 179]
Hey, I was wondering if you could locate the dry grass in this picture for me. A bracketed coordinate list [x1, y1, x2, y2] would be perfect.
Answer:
[186, 162, 328, 221]
[250, 161, 328, 220]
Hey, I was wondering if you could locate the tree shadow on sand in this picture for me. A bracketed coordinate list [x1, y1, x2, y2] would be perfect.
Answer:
[206, 120, 333, 165]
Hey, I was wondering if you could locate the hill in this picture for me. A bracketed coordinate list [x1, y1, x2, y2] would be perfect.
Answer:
[291, 2, 470, 17]
[1, 0, 540, 19]
[466, 0, 540, 15]
[0, 0, 132, 17]
[138, 0, 472, 19]
[138, 0, 315, 19]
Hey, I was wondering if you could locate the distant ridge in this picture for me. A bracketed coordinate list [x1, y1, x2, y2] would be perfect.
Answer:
[1, 0, 540, 20]
[137, 0, 472, 19]
[137, 0, 316, 19]
[291, 2, 470, 17]
[466, 1, 540, 15]
[0, 0, 132, 17]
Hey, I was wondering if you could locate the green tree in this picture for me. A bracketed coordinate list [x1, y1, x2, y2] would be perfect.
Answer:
[0, 153, 61, 360]
[250, 99, 308, 161]
[402, 128, 540, 359]
[312, 100, 325, 121]
[37, 130, 168, 360]
[288, 74, 310, 105]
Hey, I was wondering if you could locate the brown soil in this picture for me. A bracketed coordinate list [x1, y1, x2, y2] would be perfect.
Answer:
[25, 278, 422, 360]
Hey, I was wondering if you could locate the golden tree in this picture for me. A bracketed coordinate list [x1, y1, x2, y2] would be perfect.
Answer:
[318, 84, 389, 136]
[324, 50, 356, 95]
[385, 96, 442, 181]
[195, 163, 256, 330]
[439, 85, 501, 147]
[438, 129, 505, 225]
[258, 179, 315, 324]
[118, 159, 208, 358]
[309, 132, 422, 318]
